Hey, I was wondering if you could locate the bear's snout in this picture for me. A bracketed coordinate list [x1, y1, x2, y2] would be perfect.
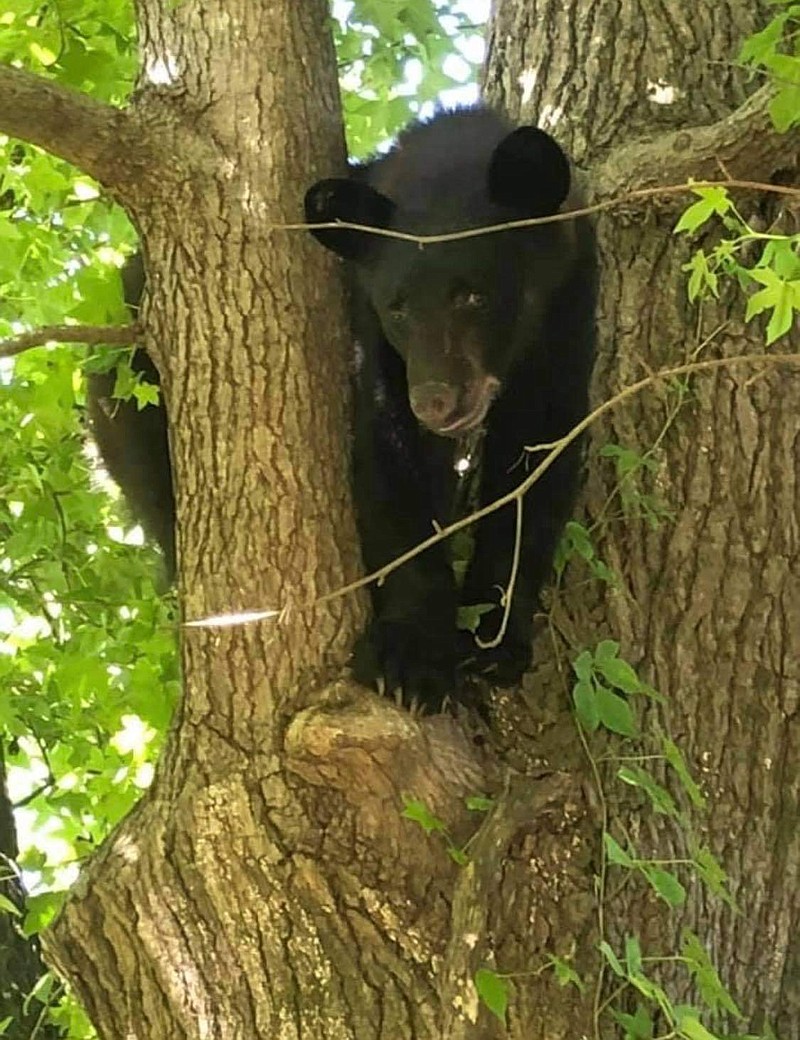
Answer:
[410, 375, 500, 436]
[409, 381, 460, 429]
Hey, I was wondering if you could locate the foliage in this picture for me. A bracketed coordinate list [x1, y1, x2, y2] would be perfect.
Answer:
[0, 0, 138, 103]
[738, 0, 800, 132]
[674, 10, 800, 344]
[677, 185, 800, 345]
[401, 793, 489, 865]
[474, 968, 509, 1025]
[334, 0, 486, 155]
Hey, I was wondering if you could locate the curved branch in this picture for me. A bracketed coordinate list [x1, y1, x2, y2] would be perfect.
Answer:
[183, 351, 800, 629]
[0, 64, 147, 190]
[598, 85, 799, 203]
[0, 323, 140, 359]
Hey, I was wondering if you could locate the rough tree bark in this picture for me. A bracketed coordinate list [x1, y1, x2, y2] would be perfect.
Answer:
[0, 0, 796, 1037]
[483, 0, 800, 1036]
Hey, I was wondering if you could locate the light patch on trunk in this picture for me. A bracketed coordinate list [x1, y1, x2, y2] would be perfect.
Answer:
[145, 54, 180, 85]
[519, 67, 538, 104]
[539, 103, 564, 129]
[647, 79, 678, 104]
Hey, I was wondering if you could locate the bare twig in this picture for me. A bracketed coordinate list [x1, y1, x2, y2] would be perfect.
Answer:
[288, 177, 799, 246]
[0, 323, 140, 359]
[185, 351, 800, 628]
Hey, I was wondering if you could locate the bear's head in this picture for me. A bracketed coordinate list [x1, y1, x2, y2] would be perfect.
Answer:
[304, 125, 574, 437]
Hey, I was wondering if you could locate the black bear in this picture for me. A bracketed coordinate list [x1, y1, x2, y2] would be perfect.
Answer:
[87, 253, 176, 578]
[305, 107, 597, 710]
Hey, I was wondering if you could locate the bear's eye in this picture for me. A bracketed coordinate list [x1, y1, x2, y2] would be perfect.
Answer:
[388, 298, 409, 321]
[453, 289, 487, 310]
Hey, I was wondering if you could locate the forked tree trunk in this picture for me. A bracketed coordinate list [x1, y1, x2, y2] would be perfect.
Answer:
[1, 0, 796, 1036]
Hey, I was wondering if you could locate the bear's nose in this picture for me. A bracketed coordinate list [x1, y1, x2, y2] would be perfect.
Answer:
[409, 382, 459, 429]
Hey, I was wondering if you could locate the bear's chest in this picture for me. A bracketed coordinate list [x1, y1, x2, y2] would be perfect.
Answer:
[422, 428, 485, 527]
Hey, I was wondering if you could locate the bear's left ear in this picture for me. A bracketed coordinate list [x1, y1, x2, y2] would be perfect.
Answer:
[487, 127, 571, 217]
[304, 178, 395, 261]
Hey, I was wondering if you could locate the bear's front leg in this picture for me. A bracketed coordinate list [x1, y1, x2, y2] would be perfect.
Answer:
[352, 408, 461, 712]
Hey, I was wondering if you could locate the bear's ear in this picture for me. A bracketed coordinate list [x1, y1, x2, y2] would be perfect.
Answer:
[487, 127, 571, 217]
[304, 178, 395, 261]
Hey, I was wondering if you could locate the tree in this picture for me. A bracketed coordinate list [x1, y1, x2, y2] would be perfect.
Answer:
[0, 1, 798, 1039]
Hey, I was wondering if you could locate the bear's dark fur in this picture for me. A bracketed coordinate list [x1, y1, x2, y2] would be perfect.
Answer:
[86, 253, 175, 577]
[86, 107, 596, 713]
[305, 107, 597, 710]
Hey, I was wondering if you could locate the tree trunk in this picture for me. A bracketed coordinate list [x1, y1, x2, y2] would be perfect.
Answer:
[482, 0, 800, 1036]
[0, 0, 795, 1037]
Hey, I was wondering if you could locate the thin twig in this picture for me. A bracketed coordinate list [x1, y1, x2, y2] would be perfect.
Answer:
[289, 178, 800, 246]
[0, 322, 140, 359]
[314, 353, 800, 608]
[185, 351, 800, 628]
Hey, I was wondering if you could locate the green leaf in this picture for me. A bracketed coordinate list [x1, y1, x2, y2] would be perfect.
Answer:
[759, 238, 800, 281]
[573, 678, 599, 732]
[642, 866, 686, 907]
[22, 891, 65, 937]
[465, 795, 493, 812]
[456, 602, 496, 633]
[595, 655, 642, 694]
[692, 846, 735, 907]
[548, 955, 585, 993]
[563, 520, 595, 560]
[629, 971, 671, 1008]
[401, 797, 446, 835]
[683, 250, 720, 301]
[618, 765, 679, 817]
[133, 381, 161, 409]
[744, 267, 798, 344]
[625, 935, 643, 975]
[766, 282, 796, 344]
[596, 684, 638, 736]
[474, 968, 509, 1025]
[0, 894, 21, 916]
[448, 846, 469, 866]
[738, 13, 790, 65]
[663, 737, 706, 808]
[770, 84, 800, 131]
[572, 649, 593, 683]
[594, 639, 619, 663]
[590, 559, 619, 586]
[674, 187, 732, 234]
[677, 1013, 720, 1040]
[604, 833, 635, 868]
[598, 940, 625, 977]
[681, 930, 742, 1018]
[609, 1005, 654, 1040]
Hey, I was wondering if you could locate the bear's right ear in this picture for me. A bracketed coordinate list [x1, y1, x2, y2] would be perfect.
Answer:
[488, 127, 571, 217]
[304, 178, 395, 261]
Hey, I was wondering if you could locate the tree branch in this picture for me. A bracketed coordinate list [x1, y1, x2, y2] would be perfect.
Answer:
[0, 323, 140, 359]
[0, 64, 147, 190]
[184, 351, 800, 629]
[598, 85, 799, 204]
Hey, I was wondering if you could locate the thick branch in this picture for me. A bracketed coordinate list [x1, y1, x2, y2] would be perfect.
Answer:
[0, 64, 147, 190]
[0, 323, 140, 359]
[598, 84, 799, 203]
